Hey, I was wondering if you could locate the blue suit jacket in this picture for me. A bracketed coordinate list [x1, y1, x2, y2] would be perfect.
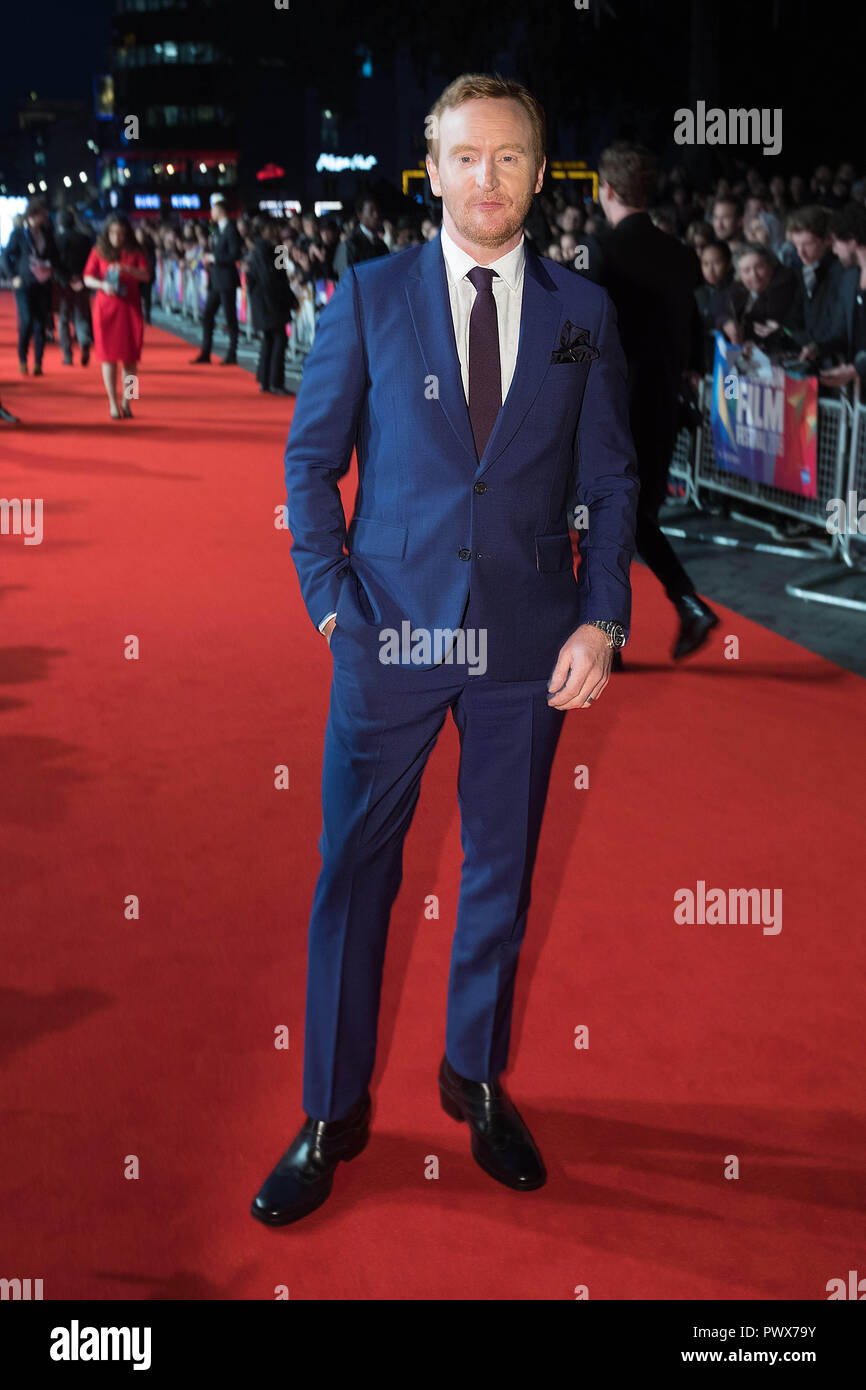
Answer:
[284, 231, 639, 682]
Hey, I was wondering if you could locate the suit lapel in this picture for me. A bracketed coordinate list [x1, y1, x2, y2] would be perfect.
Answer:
[406, 235, 477, 462]
[406, 233, 563, 471]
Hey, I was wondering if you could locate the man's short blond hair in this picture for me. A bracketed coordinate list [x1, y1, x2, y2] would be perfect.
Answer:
[425, 73, 546, 172]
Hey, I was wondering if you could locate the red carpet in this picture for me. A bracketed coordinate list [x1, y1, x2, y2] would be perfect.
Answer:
[1, 293, 864, 1300]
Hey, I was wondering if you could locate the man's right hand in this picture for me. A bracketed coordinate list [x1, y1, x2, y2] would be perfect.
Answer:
[322, 616, 337, 646]
[12, 276, 22, 289]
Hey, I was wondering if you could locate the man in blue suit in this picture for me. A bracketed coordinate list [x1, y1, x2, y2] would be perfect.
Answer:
[252, 74, 639, 1227]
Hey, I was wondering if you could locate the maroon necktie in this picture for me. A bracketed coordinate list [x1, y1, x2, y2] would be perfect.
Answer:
[466, 265, 501, 459]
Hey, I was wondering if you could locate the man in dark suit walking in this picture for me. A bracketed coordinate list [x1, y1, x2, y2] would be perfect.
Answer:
[584, 143, 719, 660]
[251, 74, 639, 1228]
[55, 209, 94, 367]
[191, 193, 243, 365]
[0, 198, 59, 376]
[332, 196, 389, 280]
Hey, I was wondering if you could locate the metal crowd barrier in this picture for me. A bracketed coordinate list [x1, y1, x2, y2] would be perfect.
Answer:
[844, 397, 866, 572]
[155, 259, 254, 340]
[694, 374, 850, 538]
[664, 373, 865, 609]
[783, 389, 866, 611]
[155, 257, 320, 357]
[287, 288, 317, 363]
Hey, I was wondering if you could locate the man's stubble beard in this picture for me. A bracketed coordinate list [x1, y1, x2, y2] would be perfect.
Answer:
[448, 185, 536, 250]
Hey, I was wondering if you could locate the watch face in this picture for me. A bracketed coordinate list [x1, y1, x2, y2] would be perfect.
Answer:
[610, 625, 626, 648]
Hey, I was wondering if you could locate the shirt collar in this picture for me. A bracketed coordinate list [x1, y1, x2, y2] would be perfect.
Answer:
[439, 222, 525, 291]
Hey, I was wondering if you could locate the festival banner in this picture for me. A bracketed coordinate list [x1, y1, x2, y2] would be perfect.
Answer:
[710, 331, 818, 499]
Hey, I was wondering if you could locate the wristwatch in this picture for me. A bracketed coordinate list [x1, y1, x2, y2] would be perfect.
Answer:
[584, 620, 626, 649]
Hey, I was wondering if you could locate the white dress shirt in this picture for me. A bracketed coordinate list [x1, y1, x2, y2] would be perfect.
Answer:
[438, 221, 525, 405]
[318, 225, 525, 633]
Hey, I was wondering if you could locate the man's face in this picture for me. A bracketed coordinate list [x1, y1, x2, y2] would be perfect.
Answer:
[790, 230, 828, 266]
[359, 202, 380, 232]
[427, 97, 544, 250]
[560, 232, 578, 261]
[712, 202, 740, 242]
[831, 236, 858, 267]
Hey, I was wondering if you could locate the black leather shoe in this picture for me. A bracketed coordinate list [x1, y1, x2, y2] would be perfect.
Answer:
[250, 1090, 371, 1227]
[219, 355, 238, 366]
[438, 1055, 546, 1191]
[672, 593, 719, 660]
[190, 354, 211, 364]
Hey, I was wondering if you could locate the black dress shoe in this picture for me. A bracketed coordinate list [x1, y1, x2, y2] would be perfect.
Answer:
[81, 346, 90, 366]
[250, 1090, 371, 1227]
[438, 1055, 546, 1191]
[219, 355, 238, 366]
[672, 593, 719, 660]
[190, 354, 211, 364]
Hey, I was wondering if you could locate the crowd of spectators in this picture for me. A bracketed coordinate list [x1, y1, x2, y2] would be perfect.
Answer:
[4, 157, 866, 406]
[544, 161, 866, 389]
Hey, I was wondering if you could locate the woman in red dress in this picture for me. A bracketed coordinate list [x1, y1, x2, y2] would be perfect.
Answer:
[83, 216, 149, 419]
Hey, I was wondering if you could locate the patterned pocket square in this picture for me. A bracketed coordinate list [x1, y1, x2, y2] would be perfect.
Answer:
[550, 319, 600, 364]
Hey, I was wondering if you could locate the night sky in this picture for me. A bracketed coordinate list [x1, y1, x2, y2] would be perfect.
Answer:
[0, 0, 115, 125]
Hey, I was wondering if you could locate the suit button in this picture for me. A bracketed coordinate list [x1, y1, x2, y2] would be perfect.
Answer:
[458, 548, 471, 561]
[473, 481, 487, 494]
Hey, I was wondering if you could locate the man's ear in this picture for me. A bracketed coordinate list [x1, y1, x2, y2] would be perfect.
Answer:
[534, 156, 546, 194]
[426, 153, 441, 197]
